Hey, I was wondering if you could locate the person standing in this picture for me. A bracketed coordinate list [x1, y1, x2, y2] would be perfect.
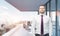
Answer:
[31, 5, 52, 36]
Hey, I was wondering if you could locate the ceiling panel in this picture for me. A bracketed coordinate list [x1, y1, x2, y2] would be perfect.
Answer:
[5, 0, 48, 11]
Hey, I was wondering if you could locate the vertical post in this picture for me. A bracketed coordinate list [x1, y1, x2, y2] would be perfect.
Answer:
[55, 0, 58, 36]
[49, 0, 51, 17]
[46, 4, 47, 15]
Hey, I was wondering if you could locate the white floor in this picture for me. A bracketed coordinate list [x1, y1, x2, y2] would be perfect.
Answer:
[2, 24, 33, 36]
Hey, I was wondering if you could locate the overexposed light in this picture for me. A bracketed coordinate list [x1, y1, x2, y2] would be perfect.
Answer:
[0, 6, 8, 9]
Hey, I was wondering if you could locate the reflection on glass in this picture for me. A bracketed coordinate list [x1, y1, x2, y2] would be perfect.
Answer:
[57, 16, 60, 36]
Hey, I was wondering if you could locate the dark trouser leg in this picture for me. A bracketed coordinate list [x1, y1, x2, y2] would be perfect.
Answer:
[44, 33, 49, 36]
[35, 33, 49, 36]
[35, 34, 40, 36]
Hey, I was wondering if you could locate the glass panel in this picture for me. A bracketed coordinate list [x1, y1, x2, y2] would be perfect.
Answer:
[45, 0, 60, 36]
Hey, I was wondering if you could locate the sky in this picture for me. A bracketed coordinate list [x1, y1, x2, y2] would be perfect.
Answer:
[0, 0, 20, 24]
